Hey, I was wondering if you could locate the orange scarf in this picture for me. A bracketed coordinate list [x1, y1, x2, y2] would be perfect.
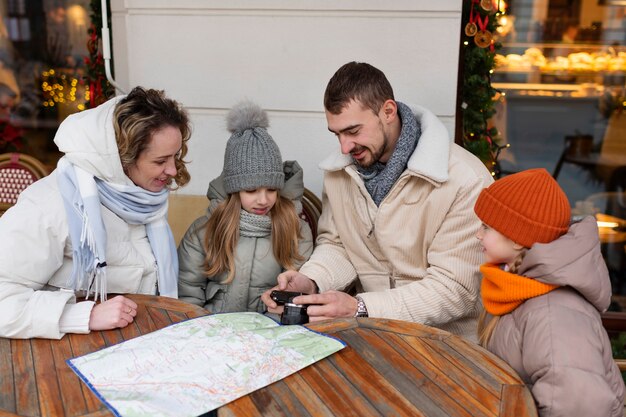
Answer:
[480, 263, 559, 316]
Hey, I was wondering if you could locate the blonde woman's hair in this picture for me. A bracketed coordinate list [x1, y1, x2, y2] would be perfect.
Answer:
[203, 192, 303, 284]
[477, 249, 527, 348]
[113, 86, 191, 189]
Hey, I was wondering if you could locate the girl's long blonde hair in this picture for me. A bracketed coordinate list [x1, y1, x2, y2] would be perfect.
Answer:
[203, 192, 303, 284]
[477, 249, 527, 348]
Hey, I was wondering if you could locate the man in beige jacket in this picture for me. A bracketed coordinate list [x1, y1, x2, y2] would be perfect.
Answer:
[262, 62, 493, 339]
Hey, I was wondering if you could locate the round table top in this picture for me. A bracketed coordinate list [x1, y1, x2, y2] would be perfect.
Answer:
[220, 317, 537, 417]
[0, 297, 537, 417]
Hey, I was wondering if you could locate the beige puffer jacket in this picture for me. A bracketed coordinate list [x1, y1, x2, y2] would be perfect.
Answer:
[486, 217, 625, 417]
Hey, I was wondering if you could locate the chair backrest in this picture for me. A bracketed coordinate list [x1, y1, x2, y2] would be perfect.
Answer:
[300, 188, 322, 243]
[0, 153, 48, 214]
[167, 193, 209, 246]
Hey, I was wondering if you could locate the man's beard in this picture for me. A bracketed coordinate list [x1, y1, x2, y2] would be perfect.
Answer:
[352, 131, 388, 168]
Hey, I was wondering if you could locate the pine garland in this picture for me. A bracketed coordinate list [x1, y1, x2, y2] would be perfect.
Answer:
[85, 0, 115, 108]
[459, 0, 503, 172]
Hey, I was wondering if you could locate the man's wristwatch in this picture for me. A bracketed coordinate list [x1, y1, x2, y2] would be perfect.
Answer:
[355, 296, 368, 318]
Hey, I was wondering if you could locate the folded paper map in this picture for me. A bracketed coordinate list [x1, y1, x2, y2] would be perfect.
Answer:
[67, 312, 345, 417]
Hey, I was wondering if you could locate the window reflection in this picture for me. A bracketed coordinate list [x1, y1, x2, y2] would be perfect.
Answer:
[0, 0, 91, 165]
[490, 0, 626, 310]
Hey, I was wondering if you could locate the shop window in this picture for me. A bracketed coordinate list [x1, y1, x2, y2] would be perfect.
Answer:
[489, 0, 626, 311]
[0, 0, 91, 169]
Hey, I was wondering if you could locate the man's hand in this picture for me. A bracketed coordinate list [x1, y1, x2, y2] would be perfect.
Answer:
[88, 295, 138, 331]
[261, 270, 318, 313]
[293, 290, 358, 322]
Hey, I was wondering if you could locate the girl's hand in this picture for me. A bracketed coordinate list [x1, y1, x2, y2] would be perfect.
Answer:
[261, 270, 317, 312]
[88, 295, 138, 331]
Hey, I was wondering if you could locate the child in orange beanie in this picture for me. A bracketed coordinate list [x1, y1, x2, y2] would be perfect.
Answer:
[474, 168, 624, 417]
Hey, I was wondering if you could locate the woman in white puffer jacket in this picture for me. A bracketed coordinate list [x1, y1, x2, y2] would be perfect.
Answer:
[0, 87, 191, 339]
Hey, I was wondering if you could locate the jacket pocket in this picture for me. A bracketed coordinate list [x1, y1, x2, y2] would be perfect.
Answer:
[205, 283, 227, 313]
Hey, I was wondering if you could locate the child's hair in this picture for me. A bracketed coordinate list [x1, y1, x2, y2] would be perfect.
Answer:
[477, 248, 527, 348]
[202, 192, 303, 284]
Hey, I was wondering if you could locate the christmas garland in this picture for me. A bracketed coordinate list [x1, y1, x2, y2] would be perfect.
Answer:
[459, 0, 504, 175]
[85, 0, 115, 108]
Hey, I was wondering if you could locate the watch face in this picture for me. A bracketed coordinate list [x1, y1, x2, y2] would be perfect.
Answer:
[355, 297, 368, 317]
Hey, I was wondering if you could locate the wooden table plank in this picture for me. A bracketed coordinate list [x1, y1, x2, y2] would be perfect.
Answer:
[0, 338, 16, 413]
[145, 306, 174, 330]
[31, 339, 65, 417]
[280, 373, 335, 417]
[67, 333, 108, 413]
[218, 394, 262, 417]
[255, 380, 312, 417]
[297, 356, 381, 416]
[12, 339, 39, 417]
[345, 328, 474, 417]
[499, 384, 537, 416]
[386, 332, 498, 416]
[328, 341, 426, 416]
[443, 336, 521, 385]
[51, 337, 89, 417]
[419, 337, 504, 397]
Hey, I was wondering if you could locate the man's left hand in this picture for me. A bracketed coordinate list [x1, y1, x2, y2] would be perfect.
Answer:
[293, 290, 358, 322]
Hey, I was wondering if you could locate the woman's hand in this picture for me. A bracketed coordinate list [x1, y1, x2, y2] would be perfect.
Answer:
[88, 295, 138, 331]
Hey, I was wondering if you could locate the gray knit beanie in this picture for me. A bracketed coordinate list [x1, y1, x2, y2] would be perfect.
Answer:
[222, 101, 284, 194]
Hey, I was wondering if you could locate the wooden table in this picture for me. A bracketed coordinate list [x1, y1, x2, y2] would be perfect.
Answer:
[1, 298, 537, 417]
[0, 294, 209, 417]
[220, 318, 537, 417]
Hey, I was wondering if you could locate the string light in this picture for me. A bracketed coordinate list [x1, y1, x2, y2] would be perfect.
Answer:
[40, 69, 86, 110]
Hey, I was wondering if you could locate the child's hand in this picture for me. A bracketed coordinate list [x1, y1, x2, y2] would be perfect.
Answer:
[261, 270, 317, 312]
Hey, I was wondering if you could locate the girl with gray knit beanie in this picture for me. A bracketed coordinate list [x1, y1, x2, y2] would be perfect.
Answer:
[177, 101, 313, 314]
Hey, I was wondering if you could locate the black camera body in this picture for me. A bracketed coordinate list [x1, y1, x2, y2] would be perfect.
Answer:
[270, 290, 309, 325]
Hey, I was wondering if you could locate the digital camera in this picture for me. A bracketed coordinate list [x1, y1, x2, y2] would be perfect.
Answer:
[270, 290, 309, 325]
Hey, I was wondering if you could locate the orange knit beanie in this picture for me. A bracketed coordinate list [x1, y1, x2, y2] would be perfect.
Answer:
[474, 168, 571, 248]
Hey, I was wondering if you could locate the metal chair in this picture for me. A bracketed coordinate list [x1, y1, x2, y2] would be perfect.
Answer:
[0, 153, 48, 215]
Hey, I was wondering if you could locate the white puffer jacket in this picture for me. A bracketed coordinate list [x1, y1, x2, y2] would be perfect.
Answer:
[0, 97, 159, 339]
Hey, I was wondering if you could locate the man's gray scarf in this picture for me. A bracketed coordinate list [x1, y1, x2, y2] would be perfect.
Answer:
[357, 101, 421, 206]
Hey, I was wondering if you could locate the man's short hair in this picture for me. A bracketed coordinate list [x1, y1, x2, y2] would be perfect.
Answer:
[323, 62, 395, 115]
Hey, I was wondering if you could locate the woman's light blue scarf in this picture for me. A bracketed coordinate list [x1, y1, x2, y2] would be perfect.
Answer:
[56, 157, 178, 300]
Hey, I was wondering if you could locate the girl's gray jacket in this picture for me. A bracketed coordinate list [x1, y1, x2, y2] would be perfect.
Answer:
[177, 161, 313, 313]
[487, 217, 625, 417]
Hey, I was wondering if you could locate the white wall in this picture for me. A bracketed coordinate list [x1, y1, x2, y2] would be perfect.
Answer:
[110, 0, 463, 196]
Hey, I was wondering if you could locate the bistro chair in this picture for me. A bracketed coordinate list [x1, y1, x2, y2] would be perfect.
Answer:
[300, 188, 322, 244]
[0, 152, 48, 215]
[553, 115, 626, 181]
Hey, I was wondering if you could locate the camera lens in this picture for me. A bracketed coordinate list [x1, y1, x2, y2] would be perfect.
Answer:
[280, 302, 309, 325]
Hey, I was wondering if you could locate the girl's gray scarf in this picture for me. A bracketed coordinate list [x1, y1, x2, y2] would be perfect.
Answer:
[239, 210, 272, 238]
[238, 201, 302, 238]
[357, 101, 421, 206]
